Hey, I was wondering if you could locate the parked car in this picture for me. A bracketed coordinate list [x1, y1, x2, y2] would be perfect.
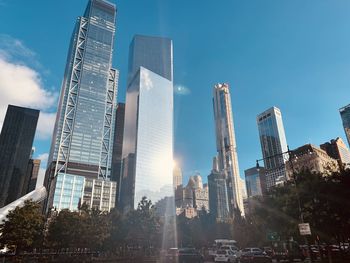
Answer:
[240, 248, 272, 263]
[173, 248, 204, 263]
[165, 248, 179, 262]
[214, 249, 238, 262]
[221, 245, 239, 253]
[262, 247, 274, 257]
[240, 247, 265, 256]
[272, 241, 305, 262]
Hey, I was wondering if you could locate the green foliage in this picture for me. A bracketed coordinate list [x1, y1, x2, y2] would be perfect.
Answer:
[46, 196, 164, 254]
[175, 169, 350, 249]
[0, 200, 45, 254]
[47, 207, 110, 251]
[251, 169, 350, 244]
[124, 196, 161, 248]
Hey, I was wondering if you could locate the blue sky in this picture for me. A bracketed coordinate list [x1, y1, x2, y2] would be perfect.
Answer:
[0, 0, 349, 184]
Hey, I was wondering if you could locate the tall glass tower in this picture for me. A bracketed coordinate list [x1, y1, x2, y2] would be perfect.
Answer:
[213, 83, 244, 216]
[257, 106, 288, 190]
[120, 35, 174, 213]
[0, 105, 39, 208]
[340, 104, 350, 148]
[45, 0, 118, 212]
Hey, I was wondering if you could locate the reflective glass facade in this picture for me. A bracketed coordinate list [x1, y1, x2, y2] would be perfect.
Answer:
[121, 35, 174, 212]
[213, 83, 244, 215]
[244, 167, 265, 197]
[46, 0, 118, 212]
[128, 35, 173, 82]
[53, 173, 84, 211]
[122, 67, 173, 210]
[340, 104, 350, 148]
[52, 173, 116, 211]
[257, 107, 288, 189]
[111, 103, 125, 202]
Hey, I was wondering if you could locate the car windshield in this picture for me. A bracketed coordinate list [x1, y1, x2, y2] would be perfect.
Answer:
[217, 250, 227, 255]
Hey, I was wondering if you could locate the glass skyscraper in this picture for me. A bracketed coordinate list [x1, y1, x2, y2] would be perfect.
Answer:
[340, 104, 350, 148]
[111, 102, 125, 202]
[120, 35, 174, 213]
[244, 167, 266, 198]
[0, 105, 39, 208]
[213, 83, 244, 216]
[45, 0, 118, 212]
[257, 106, 288, 190]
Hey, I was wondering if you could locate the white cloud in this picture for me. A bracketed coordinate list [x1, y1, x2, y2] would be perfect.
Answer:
[36, 112, 56, 140]
[174, 84, 191, 95]
[0, 34, 36, 62]
[37, 152, 49, 165]
[0, 35, 57, 140]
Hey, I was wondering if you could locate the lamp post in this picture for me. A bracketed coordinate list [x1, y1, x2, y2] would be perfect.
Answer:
[256, 146, 313, 262]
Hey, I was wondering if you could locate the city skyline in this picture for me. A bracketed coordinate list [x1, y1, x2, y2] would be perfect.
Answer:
[1, 0, 350, 185]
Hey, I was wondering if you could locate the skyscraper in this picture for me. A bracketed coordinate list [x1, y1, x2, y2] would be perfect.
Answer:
[26, 159, 41, 193]
[173, 163, 183, 189]
[208, 157, 230, 221]
[340, 104, 350, 148]
[45, 0, 118, 212]
[213, 83, 244, 215]
[111, 102, 125, 202]
[0, 105, 39, 208]
[244, 167, 266, 198]
[120, 35, 173, 213]
[257, 106, 288, 190]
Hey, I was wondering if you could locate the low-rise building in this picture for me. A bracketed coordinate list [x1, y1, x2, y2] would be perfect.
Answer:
[175, 173, 209, 217]
[286, 144, 339, 178]
[320, 137, 350, 168]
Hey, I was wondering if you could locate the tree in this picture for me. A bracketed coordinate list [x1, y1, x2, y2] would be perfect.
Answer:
[251, 169, 350, 245]
[46, 209, 87, 249]
[47, 206, 110, 251]
[0, 200, 45, 254]
[104, 208, 126, 254]
[124, 197, 162, 250]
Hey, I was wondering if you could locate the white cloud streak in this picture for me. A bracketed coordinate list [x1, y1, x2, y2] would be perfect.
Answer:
[37, 152, 49, 165]
[0, 35, 57, 140]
